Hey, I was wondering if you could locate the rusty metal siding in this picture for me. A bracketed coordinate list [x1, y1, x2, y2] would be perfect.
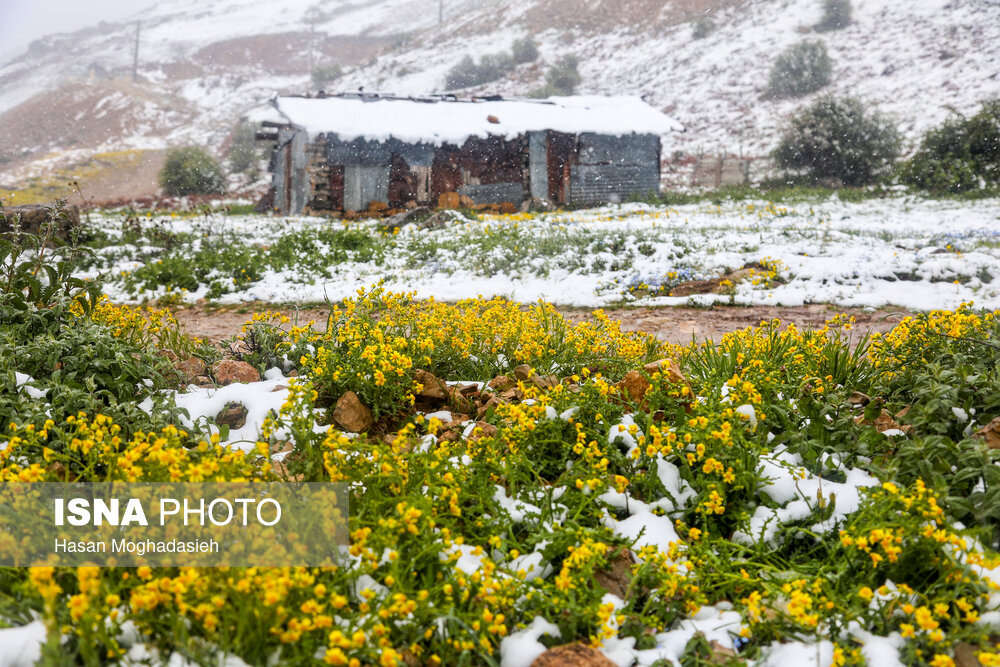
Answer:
[289, 130, 660, 212]
[569, 133, 660, 204]
[273, 128, 311, 214]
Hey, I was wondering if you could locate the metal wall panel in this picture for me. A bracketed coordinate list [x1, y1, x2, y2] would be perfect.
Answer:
[528, 131, 548, 201]
[344, 165, 390, 211]
[569, 164, 660, 204]
[290, 130, 309, 214]
[570, 133, 660, 204]
[577, 133, 659, 166]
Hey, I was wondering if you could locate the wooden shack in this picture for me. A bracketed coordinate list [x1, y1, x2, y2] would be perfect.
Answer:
[258, 92, 683, 215]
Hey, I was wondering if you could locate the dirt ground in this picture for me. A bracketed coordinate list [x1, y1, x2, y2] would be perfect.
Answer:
[172, 302, 910, 346]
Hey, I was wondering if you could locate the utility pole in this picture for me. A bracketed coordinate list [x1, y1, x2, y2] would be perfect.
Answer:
[131, 21, 140, 82]
[308, 23, 315, 74]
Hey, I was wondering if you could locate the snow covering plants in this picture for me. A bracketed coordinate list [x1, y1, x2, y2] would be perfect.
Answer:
[530, 55, 581, 98]
[773, 95, 901, 186]
[816, 0, 852, 32]
[765, 40, 833, 100]
[899, 99, 1000, 194]
[158, 147, 225, 197]
[77, 197, 1000, 312]
[5, 265, 1000, 665]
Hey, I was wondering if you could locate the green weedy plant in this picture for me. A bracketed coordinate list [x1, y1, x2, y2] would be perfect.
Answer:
[0, 207, 186, 433]
[158, 147, 225, 196]
[0, 205, 100, 316]
[899, 99, 1000, 193]
[765, 40, 832, 99]
[692, 14, 715, 39]
[510, 36, 540, 65]
[445, 53, 513, 90]
[772, 95, 901, 186]
[445, 39, 538, 91]
[529, 55, 581, 98]
[311, 63, 342, 90]
[816, 0, 852, 32]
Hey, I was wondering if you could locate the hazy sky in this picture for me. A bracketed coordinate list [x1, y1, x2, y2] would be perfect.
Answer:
[0, 0, 154, 64]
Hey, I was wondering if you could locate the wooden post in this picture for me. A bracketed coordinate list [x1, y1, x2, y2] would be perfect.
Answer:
[132, 21, 140, 82]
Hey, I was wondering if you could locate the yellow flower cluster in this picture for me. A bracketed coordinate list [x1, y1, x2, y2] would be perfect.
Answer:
[1, 413, 262, 483]
[869, 302, 996, 374]
[69, 295, 185, 346]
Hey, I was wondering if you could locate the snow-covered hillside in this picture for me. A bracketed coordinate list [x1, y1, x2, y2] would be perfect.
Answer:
[0, 0, 997, 193]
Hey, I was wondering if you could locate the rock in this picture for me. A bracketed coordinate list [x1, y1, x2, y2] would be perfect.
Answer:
[618, 370, 651, 404]
[194, 375, 213, 387]
[47, 461, 78, 481]
[954, 642, 983, 667]
[380, 206, 431, 230]
[477, 395, 505, 418]
[176, 357, 207, 382]
[367, 200, 389, 214]
[594, 548, 636, 600]
[459, 195, 475, 209]
[158, 349, 179, 363]
[513, 364, 533, 381]
[447, 387, 475, 413]
[271, 384, 289, 392]
[438, 191, 461, 209]
[669, 278, 723, 297]
[530, 374, 560, 390]
[501, 387, 524, 401]
[415, 369, 449, 401]
[458, 383, 480, 396]
[0, 203, 80, 239]
[499, 201, 518, 214]
[486, 114, 500, 124]
[848, 391, 871, 406]
[332, 391, 374, 433]
[531, 643, 617, 667]
[856, 409, 911, 434]
[643, 358, 693, 399]
[213, 360, 261, 385]
[975, 417, 1000, 449]
[488, 375, 515, 391]
[419, 211, 455, 230]
[468, 421, 498, 441]
[215, 402, 248, 430]
[520, 197, 555, 213]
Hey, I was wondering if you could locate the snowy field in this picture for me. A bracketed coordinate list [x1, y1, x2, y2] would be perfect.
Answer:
[83, 195, 1000, 311]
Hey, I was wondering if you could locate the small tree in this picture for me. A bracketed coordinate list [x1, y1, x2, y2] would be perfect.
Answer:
[511, 36, 539, 64]
[544, 55, 580, 96]
[899, 99, 1000, 192]
[773, 95, 900, 186]
[816, 0, 852, 32]
[311, 63, 342, 90]
[159, 147, 225, 196]
[692, 15, 715, 39]
[445, 54, 513, 90]
[766, 40, 832, 99]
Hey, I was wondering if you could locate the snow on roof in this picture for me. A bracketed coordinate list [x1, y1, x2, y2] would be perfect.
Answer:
[271, 94, 684, 145]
